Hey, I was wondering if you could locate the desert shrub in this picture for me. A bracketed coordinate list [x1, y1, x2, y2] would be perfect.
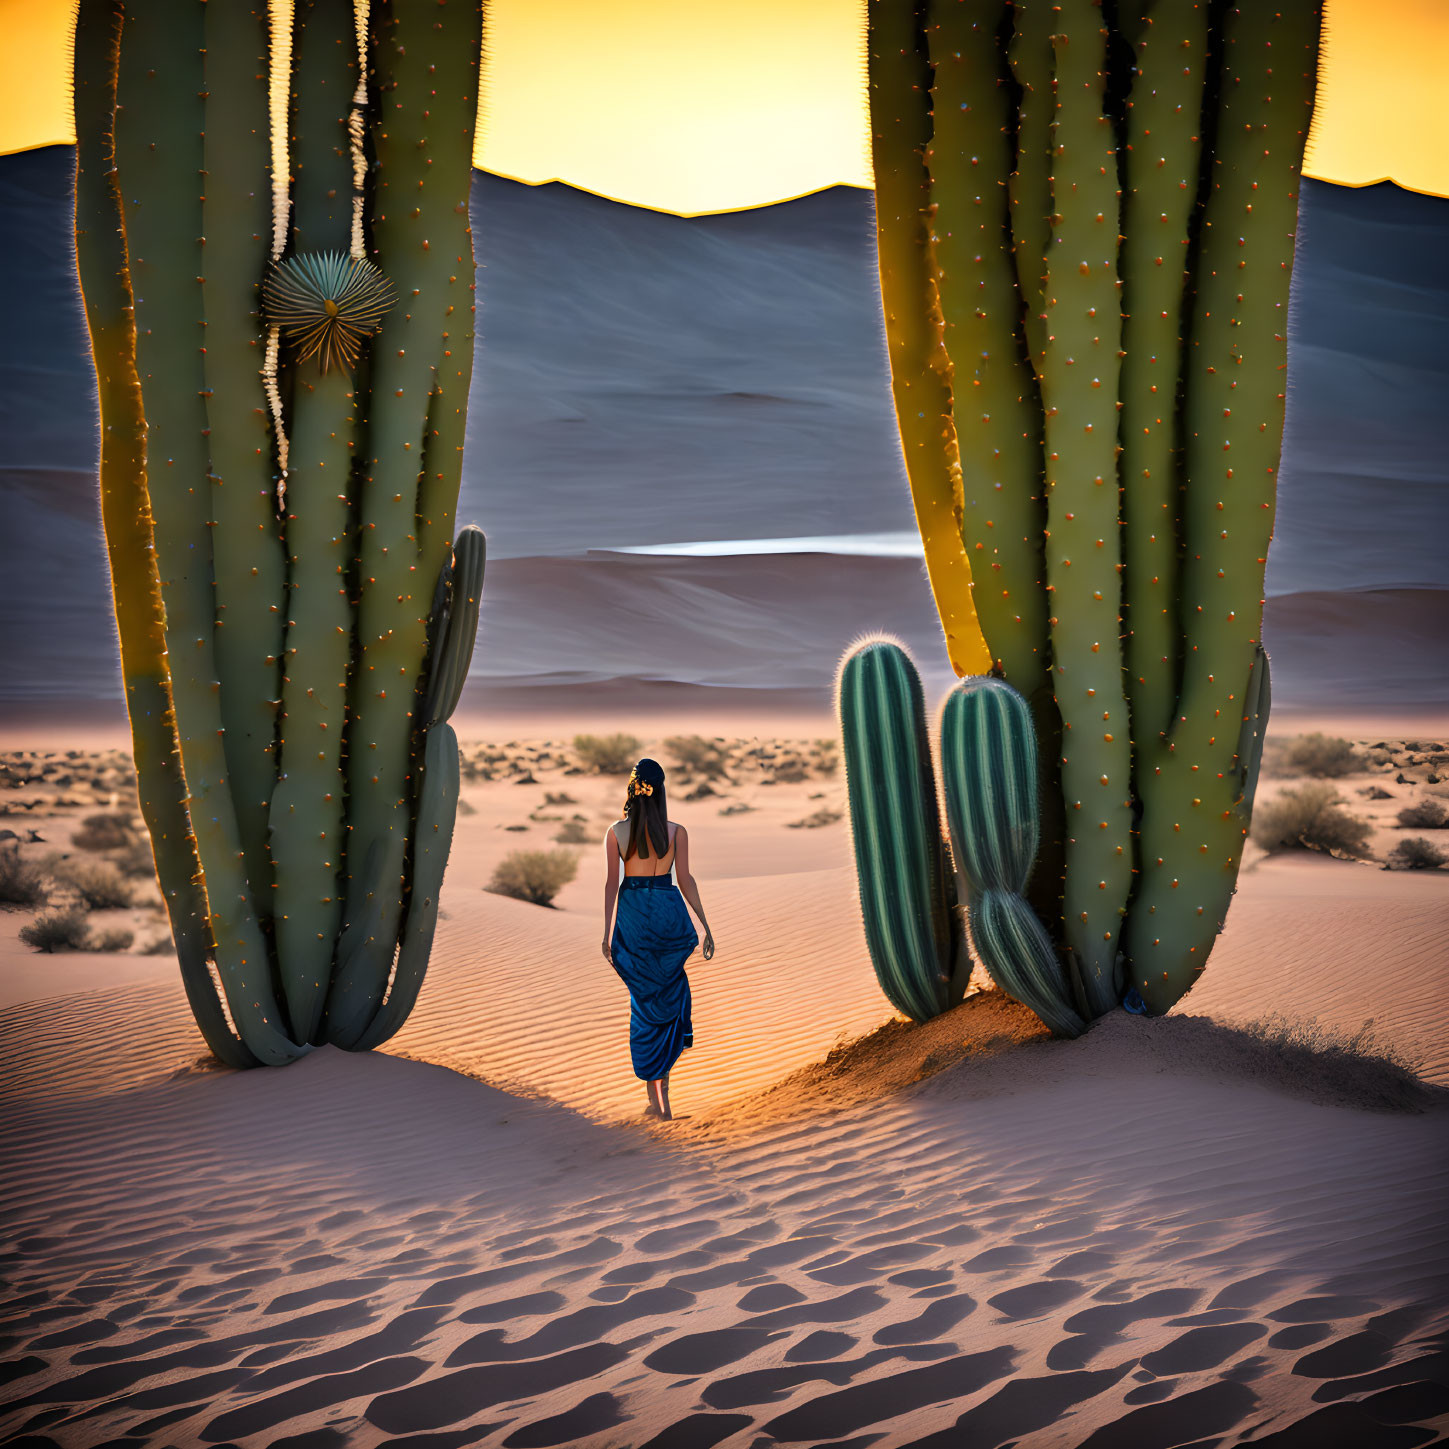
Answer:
[719, 802, 754, 816]
[572, 733, 641, 775]
[487, 849, 579, 907]
[20, 907, 92, 952]
[544, 791, 577, 806]
[787, 808, 843, 830]
[1251, 783, 1373, 859]
[51, 858, 135, 910]
[141, 933, 176, 955]
[0, 844, 48, 909]
[112, 836, 159, 879]
[554, 819, 593, 845]
[90, 928, 135, 952]
[665, 735, 732, 779]
[1279, 733, 1362, 778]
[72, 811, 138, 851]
[1386, 837, 1446, 871]
[1255, 784, 1372, 857]
[1396, 799, 1448, 829]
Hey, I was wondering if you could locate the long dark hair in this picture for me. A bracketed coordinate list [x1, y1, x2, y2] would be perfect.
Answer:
[621, 757, 669, 861]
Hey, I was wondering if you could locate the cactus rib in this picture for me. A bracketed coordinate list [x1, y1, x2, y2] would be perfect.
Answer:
[201, 0, 288, 934]
[75, 0, 256, 1070]
[1038, 0, 1132, 1015]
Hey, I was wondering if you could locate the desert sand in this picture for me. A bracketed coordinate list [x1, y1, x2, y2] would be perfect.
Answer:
[2, 718, 1447, 1446]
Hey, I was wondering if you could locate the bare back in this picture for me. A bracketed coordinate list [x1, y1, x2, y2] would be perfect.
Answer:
[613, 819, 678, 877]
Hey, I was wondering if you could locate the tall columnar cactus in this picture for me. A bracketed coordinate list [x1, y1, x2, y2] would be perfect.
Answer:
[861, 0, 1319, 1023]
[73, 0, 486, 1065]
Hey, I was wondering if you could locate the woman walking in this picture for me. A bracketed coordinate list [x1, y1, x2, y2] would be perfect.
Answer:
[602, 758, 714, 1120]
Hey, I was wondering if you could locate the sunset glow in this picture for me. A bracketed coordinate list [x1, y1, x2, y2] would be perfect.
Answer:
[0, 0, 1444, 210]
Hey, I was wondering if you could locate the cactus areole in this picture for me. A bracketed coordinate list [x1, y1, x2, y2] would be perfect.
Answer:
[858, 1, 1319, 1023]
[74, 0, 485, 1065]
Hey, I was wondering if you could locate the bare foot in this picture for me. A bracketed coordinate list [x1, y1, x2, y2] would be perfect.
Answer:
[643, 1103, 663, 1120]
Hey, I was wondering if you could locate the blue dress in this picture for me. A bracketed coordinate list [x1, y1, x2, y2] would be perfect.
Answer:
[611, 873, 699, 1080]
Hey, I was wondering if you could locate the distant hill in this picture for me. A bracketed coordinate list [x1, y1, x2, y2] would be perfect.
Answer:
[0, 151, 1444, 715]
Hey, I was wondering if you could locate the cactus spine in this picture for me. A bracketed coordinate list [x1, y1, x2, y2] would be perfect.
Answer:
[837, 639, 968, 1023]
[74, 0, 486, 1066]
[863, 0, 1320, 1023]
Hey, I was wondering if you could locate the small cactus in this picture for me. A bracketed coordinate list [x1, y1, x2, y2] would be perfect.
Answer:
[837, 638, 968, 1023]
[939, 678, 1083, 1037]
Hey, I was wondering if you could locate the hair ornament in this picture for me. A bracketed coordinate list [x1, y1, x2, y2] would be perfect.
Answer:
[627, 768, 654, 799]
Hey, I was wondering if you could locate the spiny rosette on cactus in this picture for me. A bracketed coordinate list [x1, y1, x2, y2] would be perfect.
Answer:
[263, 251, 396, 372]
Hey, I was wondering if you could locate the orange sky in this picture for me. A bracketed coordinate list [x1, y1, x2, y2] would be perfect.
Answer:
[0, 0, 1445, 213]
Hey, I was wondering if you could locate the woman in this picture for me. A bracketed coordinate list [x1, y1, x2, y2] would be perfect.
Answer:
[602, 757, 714, 1120]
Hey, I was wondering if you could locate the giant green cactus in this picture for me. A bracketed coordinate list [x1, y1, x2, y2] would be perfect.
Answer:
[73, 0, 486, 1065]
[860, 0, 1319, 1023]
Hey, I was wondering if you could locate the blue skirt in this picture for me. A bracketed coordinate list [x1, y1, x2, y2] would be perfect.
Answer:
[611, 876, 699, 1080]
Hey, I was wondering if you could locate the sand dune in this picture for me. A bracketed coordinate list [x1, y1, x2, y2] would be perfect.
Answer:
[2, 727, 1447, 1444]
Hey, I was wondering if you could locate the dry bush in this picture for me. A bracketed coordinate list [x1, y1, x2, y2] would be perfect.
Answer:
[51, 858, 135, 909]
[788, 808, 843, 830]
[90, 927, 135, 952]
[572, 733, 641, 775]
[1278, 733, 1363, 779]
[141, 933, 176, 955]
[112, 837, 159, 879]
[553, 819, 593, 845]
[544, 791, 578, 806]
[20, 907, 92, 952]
[665, 735, 732, 779]
[1387, 837, 1446, 871]
[487, 849, 579, 907]
[0, 844, 48, 910]
[1251, 783, 1373, 859]
[1396, 799, 1448, 830]
[72, 811, 139, 851]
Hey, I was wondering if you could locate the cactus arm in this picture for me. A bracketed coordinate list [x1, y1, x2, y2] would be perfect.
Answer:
[74, 0, 257, 1071]
[1118, 0, 1212, 750]
[114, 0, 304, 1064]
[423, 526, 487, 729]
[1125, 3, 1320, 1013]
[351, 721, 461, 1051]
[1037, 0, 1134, 1016]
[838, 639, 960, 1023]
[940, 678, 1084, 1037]
[264, 0, 365, 1044]
[1237, 643, 1271, 819]
[1005, 0, 1054, 370]
[200, 0, 288, 926]
[335, 0, 484, 1045]
[866, 0, 991, 680]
